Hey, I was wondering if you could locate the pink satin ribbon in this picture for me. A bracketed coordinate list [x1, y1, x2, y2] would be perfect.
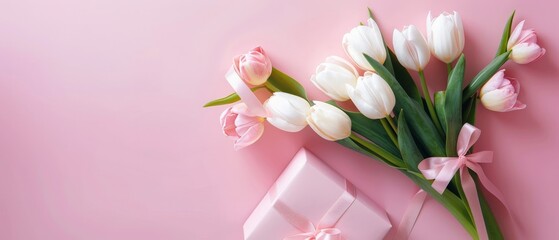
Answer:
[271, 180, 357, 240]
[394, 190, 427, 240]
[225, 66, 267, 117]
[397, 123, 513, 240]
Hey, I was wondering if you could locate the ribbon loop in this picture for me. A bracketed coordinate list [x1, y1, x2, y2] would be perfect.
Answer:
[284, 228, 342, 240]
[411, 123, 513, 240]
[457, 123, 481, 156]
[273, 180, 356, 240]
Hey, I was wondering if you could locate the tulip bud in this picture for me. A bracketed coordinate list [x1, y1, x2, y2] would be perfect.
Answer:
[507, 20, 546, 64]
[307, 101, 352, 141]
[343, 18, 386, 71]
[480, 70, 526, 112]
[426, 11, 465, 63]
[346, 72, 396, 119]
[311, 56, 359, 101]
[393, 25, 431, 71]
[234, 46, 273, 85]
[220, 103, 265, 150]
[264, 92, 311, 132]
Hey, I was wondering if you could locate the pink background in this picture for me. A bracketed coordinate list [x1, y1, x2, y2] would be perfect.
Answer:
[0, 0, 556, 239]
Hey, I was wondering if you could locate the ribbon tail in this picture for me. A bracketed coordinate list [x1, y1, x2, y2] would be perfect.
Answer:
[468, 163, 514, 219]
[469, 163, 523, 238]
[395, 190, 427, 240]
[461, 168, 488, 240]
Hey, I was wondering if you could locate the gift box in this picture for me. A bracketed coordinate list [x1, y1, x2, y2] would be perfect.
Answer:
[243, 148, 391, 240]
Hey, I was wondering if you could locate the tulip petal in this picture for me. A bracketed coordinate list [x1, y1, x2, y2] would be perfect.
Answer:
[507, 20, 525, 49]
[428, 11, 464, 63]
[453, 11, 465, 55]
[511, 43, 546, 64]
[263, 92, 310, 132]
[481, 89, 518, 112]
[508, 100, 527, 112]
[233, 47, 272, 85]
[480, 69, 506, 95]
[266, 116, 306, 132]
[326, 56, 359, 77]
[307, 101, 351, 141]
[220, 107, 239, 137]
[348, 74, 393, 119]
[234, 123, 265, 150]
[343, 22, 386, 71]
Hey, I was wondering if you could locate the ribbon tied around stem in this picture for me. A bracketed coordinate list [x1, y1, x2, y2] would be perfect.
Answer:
[416, 123, 510, 240]
[225, 66, 267, 117]
[396, 123, 515, 240]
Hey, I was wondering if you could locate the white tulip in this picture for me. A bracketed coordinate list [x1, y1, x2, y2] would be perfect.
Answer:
[311, 56, 359, 101]
[393, 25, 431, 71]
[346, 72, 396, 119]
[307, 101, 352, 141]
[426, 11, 465, 63]
[264, 92, 311, 132]
[342, 18, 386, 71]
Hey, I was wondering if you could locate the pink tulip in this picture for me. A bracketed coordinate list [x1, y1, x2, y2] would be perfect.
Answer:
[220, 103, 265, 150]
[507, 20, 545, 64]
[234, 46, 273, 85]
[480, 70, 526, 112]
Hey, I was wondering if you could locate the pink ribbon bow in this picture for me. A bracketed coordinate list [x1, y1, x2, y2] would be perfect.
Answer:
[271, 181, 356, 240]
[225, 66, 267, 117]
[417, 123, 510, 240]
[284, 227, 342, 240]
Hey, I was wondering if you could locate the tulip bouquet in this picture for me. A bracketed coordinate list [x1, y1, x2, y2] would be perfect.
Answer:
[205, 9, 544, 240]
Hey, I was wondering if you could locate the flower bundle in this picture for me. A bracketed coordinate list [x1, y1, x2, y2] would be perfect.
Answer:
[205, 9, 544, 239]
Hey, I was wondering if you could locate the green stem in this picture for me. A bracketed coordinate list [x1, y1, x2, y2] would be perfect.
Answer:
[453, 174, 475, 230]
[386, 115, 398, 133]
[419, 71, 444, 136]
[349, 133, 403, 168]
[380, 118, 398, 147]
[264, 82, 281, 92]
[447, 63, 453, 74]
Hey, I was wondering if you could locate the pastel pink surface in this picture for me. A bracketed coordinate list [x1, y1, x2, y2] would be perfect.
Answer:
[0, 1, 557, 240]
[244, 148, 391, 240]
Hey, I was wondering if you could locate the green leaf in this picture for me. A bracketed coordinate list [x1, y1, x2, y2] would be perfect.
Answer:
[337, 137, 381, 160]
[445, 54, 466, 157]
[496, 11, 516, 57]
[383, 47, 396, 75]
[367, 7, 376, 20]
[203, 86, 266, 107]
[365, 7, 422, 107]
[364, 8, 421, 106]
[334, 105, 401, 158]
[337, 137, 403, 169]
[364, 54, 445, 157]
[462, 51, 510, 100]
[267, 67, 308, 100]
[387, 49, 423, 106]
[403, 172, 478, 239]
[434, 91, 447, 134]
[203, 92, 241, 107]
[397, 110, 424, 172]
